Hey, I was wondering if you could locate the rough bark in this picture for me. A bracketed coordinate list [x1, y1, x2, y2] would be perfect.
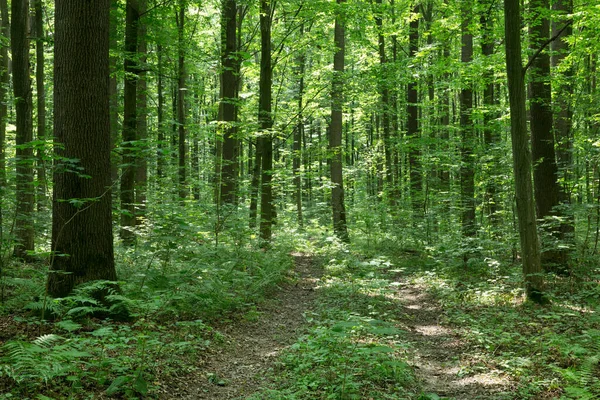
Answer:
[219, 0, 238, 205]
[528, 0, 565, 269]
[330, 0, 349, 242]
[49, 0, 117, 297]
[12, 0, 35, 259]
[504, 0, 545, 303]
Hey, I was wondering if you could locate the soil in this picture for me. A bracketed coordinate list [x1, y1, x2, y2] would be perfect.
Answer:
[159, 254, 512, 400]
[159, 252, 320, 399]
[391, 281, 512, 399]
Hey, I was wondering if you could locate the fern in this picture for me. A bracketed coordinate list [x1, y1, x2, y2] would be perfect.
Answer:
[0, 334, 91, 386]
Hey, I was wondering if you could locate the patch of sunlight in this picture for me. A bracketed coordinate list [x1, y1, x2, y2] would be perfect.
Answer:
[414, 324, 451, 337]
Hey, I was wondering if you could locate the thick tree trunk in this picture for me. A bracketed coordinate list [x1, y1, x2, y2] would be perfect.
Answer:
[504, 0, 545, 303]
[219, 0, 238, 205]
[330, 0, 349, 242]
[12, 0, 35, 259]
[49, 0, 117, 297]
[34, 0, 47, 211]
[528, 0, 565, 270]
[460, 2, 476, 237]
[120, 0, 139, 245]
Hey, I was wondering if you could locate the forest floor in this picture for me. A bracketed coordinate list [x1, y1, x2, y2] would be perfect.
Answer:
[159, 252, 321, 399]
[159, 252, 512, 400]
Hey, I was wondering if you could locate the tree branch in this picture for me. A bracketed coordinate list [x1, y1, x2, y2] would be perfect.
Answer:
[523, 20, 572, 75]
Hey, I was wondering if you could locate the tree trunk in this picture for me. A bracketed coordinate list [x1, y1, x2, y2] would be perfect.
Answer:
[136, 0, 147, 220]
[460, 2, 476, 237]
[219, 0, 238, 205]
[157, 44, 165, 179]
[375, 0, 393, 205]
[119, 0, 139, 245]
[34, 0, 47, 211]
[528, 0, 565, 270]
[177, 1, 187, 200]
[109, 0, 119, 184]
[0, 0, 8, 237]
[504, 0, 545, 303]
[49, 0, 117, 297]
[407, 6, 421, 218]
[294, 27, 305, 228]
[481, 4, 500, 226]
[258, 0, 273, 243]
[12, 0, 35, 259]
[330, 0, 349, 242]
[551, 0, 575, 252]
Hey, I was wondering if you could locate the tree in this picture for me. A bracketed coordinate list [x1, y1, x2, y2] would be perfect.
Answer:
[259, 0, 274, 243]
[219, 0, 239, 205]
[504, 0, 545, 303]
[407, 6, 421, 218]
[0, 0, 8, 237]
[177, 0, 187, 200]
[330, 0, 349, 242]
[48, 0, 117, 297]
[460, 0, 475, 237]
[528, 0, 564, 269]
[120, 0, 140, 245]
[12, 0, 35, 259]
[34, 0, 47, 210]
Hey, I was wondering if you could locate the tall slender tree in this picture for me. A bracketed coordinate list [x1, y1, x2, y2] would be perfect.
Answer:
[34, 0, 47, 210]
[120, 0, 139, 245]
[504, 0, 545, 303]
[0, 0, 8, 236]
[12, 0, 35, 259]
[177, 0, 187, 200]
[48, 0, 117, 297]
[460, 1, 475, 237]
[258, 0, 274, 243]
[407, 6, 421, 217]
[136, 0, 148, 218]
[330, 0, 349, 242]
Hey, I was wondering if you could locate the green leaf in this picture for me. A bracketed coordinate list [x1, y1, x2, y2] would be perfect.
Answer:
[134, 373, 148, 395]
[106, 375, 131, 396]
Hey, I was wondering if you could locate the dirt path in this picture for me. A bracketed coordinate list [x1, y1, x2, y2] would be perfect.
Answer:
[160, 253, 319, 400]
[391, 281, 512, 399]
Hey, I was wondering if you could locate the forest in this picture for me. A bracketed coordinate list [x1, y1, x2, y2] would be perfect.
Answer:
[0, 0, 599, 398]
